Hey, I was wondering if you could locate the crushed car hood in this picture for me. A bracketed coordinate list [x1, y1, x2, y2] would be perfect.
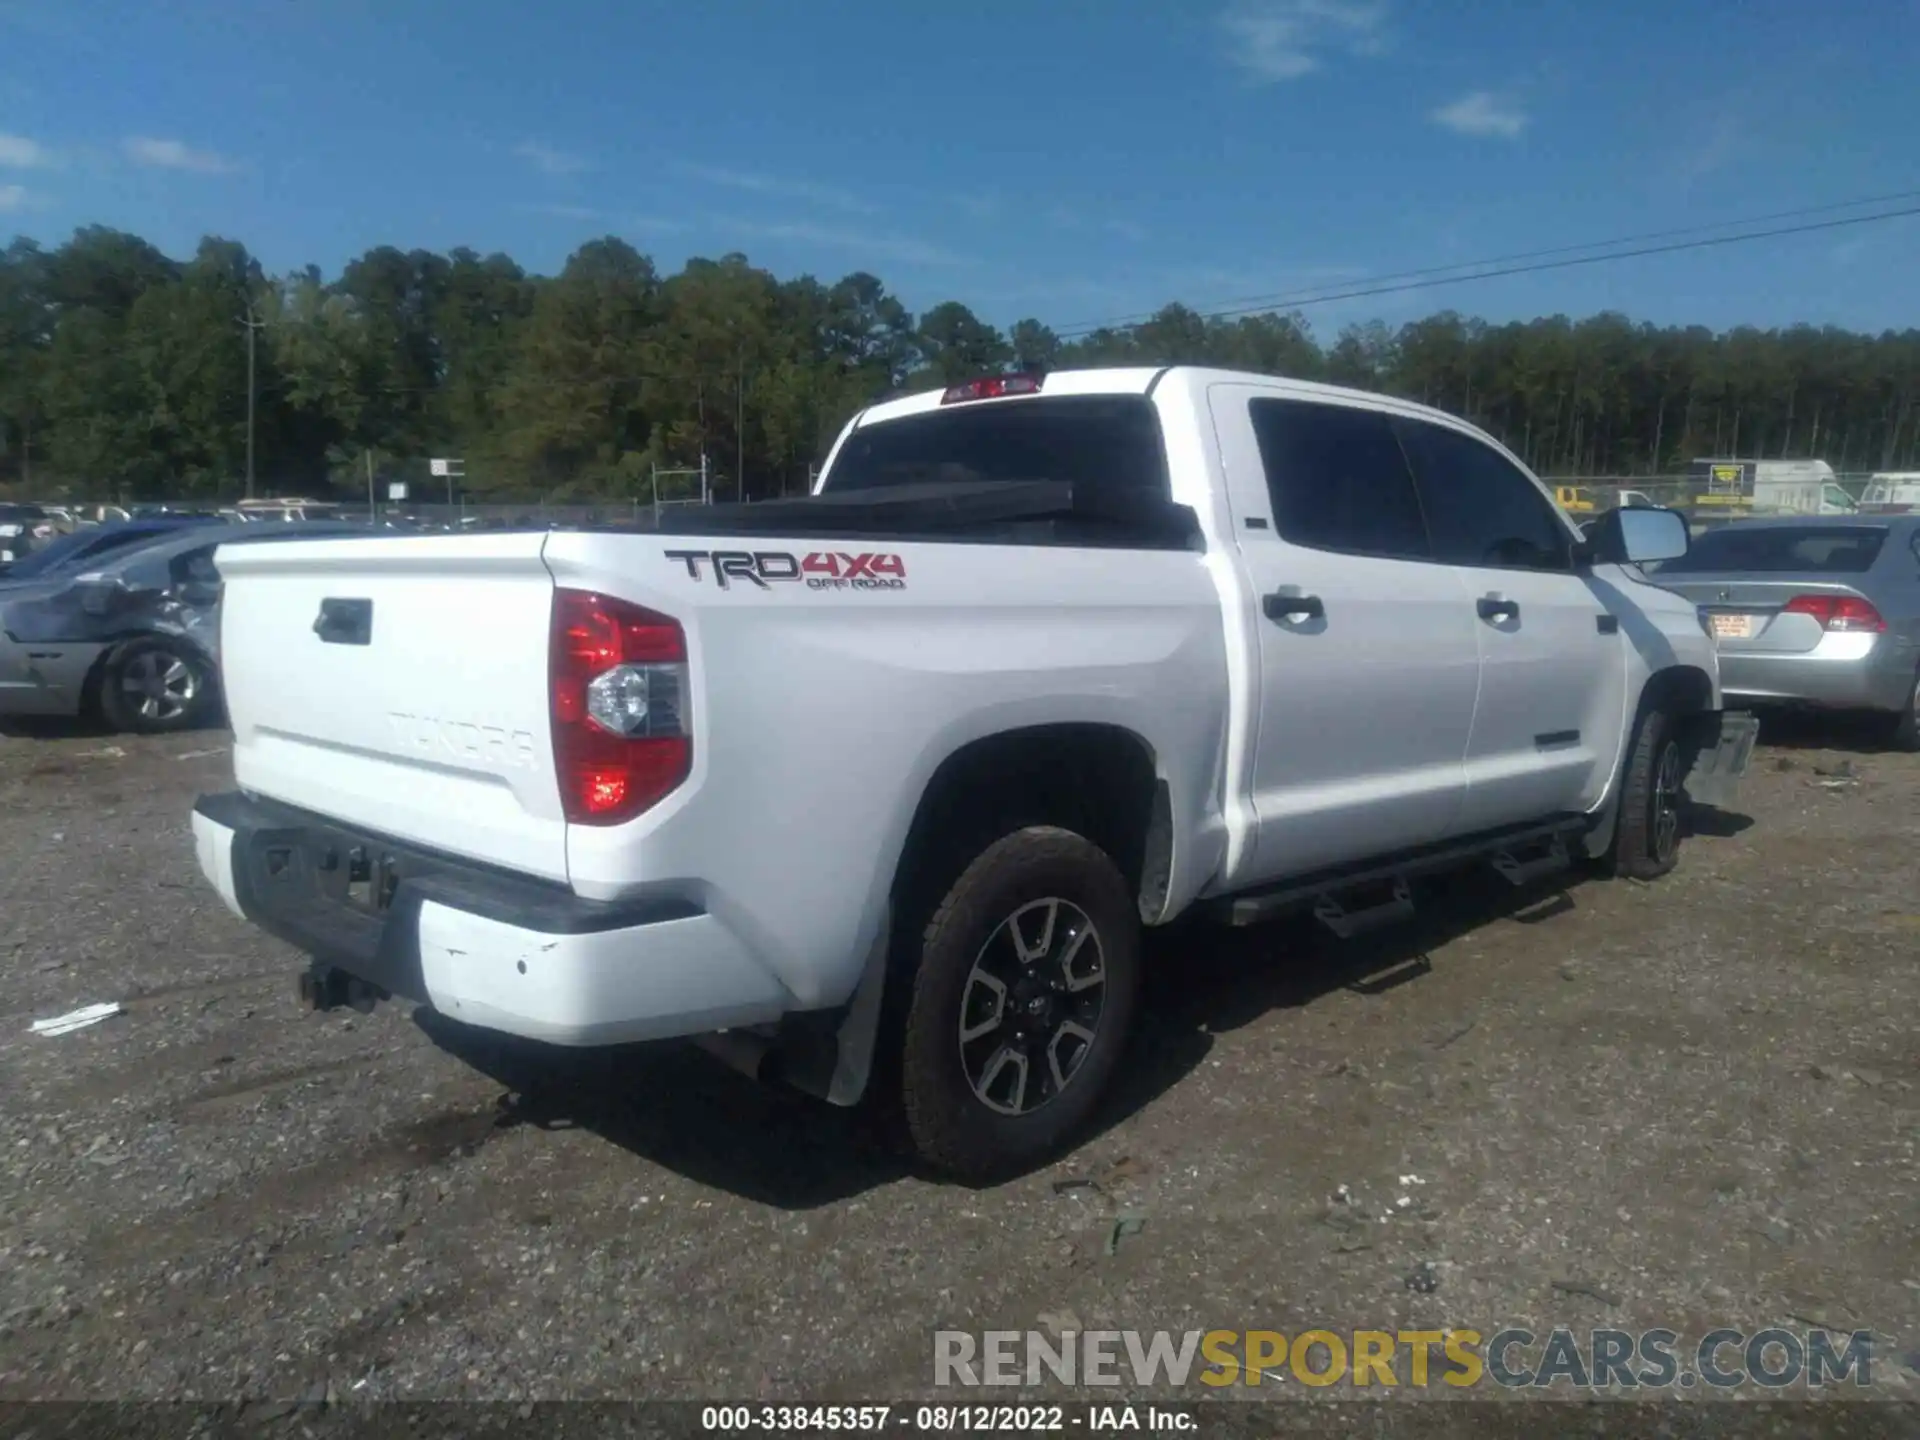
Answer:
[0, 521, 364, 658]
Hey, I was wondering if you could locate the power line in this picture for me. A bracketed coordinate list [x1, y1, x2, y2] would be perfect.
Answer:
[1053, 191, 1920, 337]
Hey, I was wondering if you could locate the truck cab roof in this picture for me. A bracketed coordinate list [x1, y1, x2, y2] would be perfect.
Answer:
[853, 365, 1499, 435]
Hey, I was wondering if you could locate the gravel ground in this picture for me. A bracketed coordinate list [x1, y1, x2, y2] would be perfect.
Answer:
[0, 717, 1915, 1421]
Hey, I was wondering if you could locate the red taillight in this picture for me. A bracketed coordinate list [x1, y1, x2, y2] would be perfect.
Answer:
[1781, 594, 1886, 632]
[940, 373, 1043, 405]
[549, 588, 691, 825]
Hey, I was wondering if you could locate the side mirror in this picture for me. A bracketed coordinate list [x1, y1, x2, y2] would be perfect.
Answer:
[1580, 505, 1689, 567]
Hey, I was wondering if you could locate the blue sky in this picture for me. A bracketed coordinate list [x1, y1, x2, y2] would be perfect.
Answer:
[0, 0, 1914, 340]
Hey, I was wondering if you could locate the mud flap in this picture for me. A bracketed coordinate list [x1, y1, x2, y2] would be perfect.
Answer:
[760, 905, 891, 1108]
[1682, 709, 1760, 809]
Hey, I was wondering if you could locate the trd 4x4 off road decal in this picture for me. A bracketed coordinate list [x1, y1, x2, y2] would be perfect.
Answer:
[664, 549, 907, 592]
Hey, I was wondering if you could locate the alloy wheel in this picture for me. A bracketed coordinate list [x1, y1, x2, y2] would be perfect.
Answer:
[121, 650, 197, 723]
[1652, 739, 1683, 862]
[957, 897, 1106, 1117]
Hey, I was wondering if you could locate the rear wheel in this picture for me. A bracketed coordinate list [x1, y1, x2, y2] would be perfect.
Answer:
[1606, 705, 1688, 880]
[897, 826, 1141, 1182]
[1886, 669, 1920, 752]
[98, 639, 216, 734]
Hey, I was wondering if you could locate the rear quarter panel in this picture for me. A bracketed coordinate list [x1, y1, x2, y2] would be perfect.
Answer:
[544, 530, 1231, 1011]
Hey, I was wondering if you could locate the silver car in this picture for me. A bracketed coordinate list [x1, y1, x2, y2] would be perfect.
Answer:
[1649, 515, 1920, 748]
[0, 521, 361, 732]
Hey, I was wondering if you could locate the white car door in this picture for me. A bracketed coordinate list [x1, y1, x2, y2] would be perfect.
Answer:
[1208, 386, 1481, 884]
[1393, 415, 1629, 832]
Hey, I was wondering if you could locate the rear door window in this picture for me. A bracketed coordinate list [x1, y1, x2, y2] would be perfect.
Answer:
[824, 396, 1170, 497]
[1247, 398, 1431, 562]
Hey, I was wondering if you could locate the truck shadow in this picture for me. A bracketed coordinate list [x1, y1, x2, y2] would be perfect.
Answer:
[417, 819, 1752, 1210]
[1745, 707, 1908, 754]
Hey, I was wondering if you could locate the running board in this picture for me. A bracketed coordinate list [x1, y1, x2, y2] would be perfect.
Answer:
[1218, 814, 1590, 930]
[1490, 832, 1571, 888]
[1312, 879, 1414, 938]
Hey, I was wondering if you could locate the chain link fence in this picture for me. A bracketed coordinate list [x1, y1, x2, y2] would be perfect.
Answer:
[33, 471, 1889, 534]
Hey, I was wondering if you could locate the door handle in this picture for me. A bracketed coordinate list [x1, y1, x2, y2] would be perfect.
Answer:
[313, 597, 374, 646]
[1264, 591, 1325, 623]
[1476, 595, 1520, 623]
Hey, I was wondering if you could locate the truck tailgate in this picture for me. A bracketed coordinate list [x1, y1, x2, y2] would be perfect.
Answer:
[215, 532, 569, 882]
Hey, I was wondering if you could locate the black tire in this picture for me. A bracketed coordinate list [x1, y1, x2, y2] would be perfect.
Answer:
[1605, 705, 1688, 880]
[897, 826, 1141, 1182]
[1885, 667, 1920, 752]
[97, 638, 217, 735]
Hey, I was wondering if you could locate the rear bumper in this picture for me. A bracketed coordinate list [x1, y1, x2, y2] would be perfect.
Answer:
[191, 791, 795, 1046]
[1718, 643, 1915, 714]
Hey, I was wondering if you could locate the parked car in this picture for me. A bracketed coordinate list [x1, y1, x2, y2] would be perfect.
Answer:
[236, 498, 346, 523]
[0, 503, 58, 563]
[189, 367, 1756, 1178]
[0, 516, 220, 583]
[35, 505, 82, 534]
[67, 503, 134, 527]
[1648, 515, 1920, 748]
[0, 521, 362, 731]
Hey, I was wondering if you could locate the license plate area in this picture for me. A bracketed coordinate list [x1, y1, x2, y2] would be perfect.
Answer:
[1710, 612, 1756, 640]
[260, 830, 404, 918]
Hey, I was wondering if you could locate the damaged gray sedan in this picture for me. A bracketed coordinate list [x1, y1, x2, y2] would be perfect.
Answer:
[0, 521, 362, 733]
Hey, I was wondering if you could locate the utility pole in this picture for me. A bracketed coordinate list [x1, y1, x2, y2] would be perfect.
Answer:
[240, 305, 267, 501]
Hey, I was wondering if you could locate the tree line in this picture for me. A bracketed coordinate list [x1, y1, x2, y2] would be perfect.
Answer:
[1, 226, 1917, 502]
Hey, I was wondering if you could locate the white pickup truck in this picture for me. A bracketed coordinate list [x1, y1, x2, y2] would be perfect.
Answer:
[191, 367, 1757, 1178]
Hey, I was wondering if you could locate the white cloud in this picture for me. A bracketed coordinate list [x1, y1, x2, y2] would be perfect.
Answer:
[518, 201, 602, 220]
[0, 182, 26, 211]
[1674, 111, 1741, 184]
[123, 136, 238, 173]
[725, 217, 965, 268]
[680, 163, 876, 215]
[1220, 0, 1388, 82]
[0, 132, 51, 168]
[1430, 91, 1528, 139]
[513, 141, 590, 176]
[952, 191, 1002, 220]
[1829, 237, 1869, 268]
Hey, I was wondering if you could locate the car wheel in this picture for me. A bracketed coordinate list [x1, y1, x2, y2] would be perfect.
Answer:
[897, 826, 1140, 1182]
[98, 639, 216, 735]
[1606, 705, 1687, 880]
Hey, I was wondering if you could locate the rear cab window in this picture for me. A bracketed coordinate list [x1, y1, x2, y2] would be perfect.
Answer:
[822, 395, 1171, 498]
[1656, 526, 1888, 575]
[1247, 398, 1431, 562]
